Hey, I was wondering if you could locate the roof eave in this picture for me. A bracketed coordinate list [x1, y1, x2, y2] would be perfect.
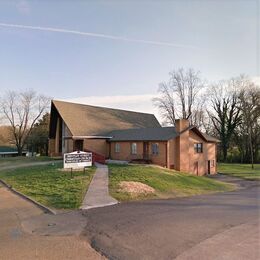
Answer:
[64, 135, 113, 140]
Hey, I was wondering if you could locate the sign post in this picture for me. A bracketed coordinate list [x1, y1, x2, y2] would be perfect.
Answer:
[64, 151, 92, 169]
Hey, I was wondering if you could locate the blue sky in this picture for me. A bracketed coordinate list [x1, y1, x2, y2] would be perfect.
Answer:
[0, 0, 259, 117]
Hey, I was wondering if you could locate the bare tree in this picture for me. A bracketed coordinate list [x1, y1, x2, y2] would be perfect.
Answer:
[153, 68, 204, 126]
[153, 82, 176, 125]
[208, 78, 242, 162]
[237, 80, 260, 168]
[189, 93, 209, 129]
[0, 90, 50, 155]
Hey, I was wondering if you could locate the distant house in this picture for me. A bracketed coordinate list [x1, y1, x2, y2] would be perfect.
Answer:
[0, 146, 27, 157]
[49, 100, 219, 175]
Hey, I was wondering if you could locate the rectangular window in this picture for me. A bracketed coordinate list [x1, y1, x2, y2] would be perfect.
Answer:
[131, 143, 137, 154]
[115, 143, 120, 153]
[194, 143, 203, 153]
[152, 143, 159, 155]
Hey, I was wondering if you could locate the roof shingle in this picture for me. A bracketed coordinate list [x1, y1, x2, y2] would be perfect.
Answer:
[108, 127, 177, 141]
[51, 100, 161, 137]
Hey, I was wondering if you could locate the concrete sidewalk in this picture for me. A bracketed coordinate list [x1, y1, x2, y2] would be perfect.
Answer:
[81, 163, 118, 210]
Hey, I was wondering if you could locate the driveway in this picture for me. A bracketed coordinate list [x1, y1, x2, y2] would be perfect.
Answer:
[83, 176, 260, 260]
[0, 184, 102, 260]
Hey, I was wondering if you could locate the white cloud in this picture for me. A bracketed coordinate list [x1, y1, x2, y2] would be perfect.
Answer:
[16, 0, 31, 15]
[57, 94, 163, 123]
[0, 23, 198, 49]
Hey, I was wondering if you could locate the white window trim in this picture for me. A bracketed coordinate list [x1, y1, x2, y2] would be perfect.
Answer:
[115, 143, 120, 153]
[152, 143, 159, 155]
[131, 143, 137, 154]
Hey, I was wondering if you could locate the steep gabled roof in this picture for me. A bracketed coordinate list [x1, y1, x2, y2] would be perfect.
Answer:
[190, 127, 220, 143]
[201, 133, 220, 143]
[109, 127, 177, 141]
[49, 100, 161, 138]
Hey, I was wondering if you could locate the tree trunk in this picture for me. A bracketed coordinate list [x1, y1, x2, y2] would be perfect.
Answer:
[17, 146, 23, 156]
[249, 131, 254, 169]
[222, 143, 228, 162]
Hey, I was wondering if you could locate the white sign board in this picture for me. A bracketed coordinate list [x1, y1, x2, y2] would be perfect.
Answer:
[64, 151, 92, 169]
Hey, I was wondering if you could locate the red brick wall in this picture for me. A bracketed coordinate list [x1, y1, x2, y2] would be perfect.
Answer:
[148, 141, 167, 167]
[109, 141, 167, 167]
[189, 131, 217, 175]
[175, 133, 190, 172]
[110, 141, 143, 161]
[167, 138, 176, 169]
[174, 119, 190, 172]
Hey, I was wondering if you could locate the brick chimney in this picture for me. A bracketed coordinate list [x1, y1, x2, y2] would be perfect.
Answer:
[175, 119, 190, 172]
[175, 119, 189, 133]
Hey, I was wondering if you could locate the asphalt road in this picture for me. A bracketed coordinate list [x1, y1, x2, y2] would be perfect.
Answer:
[1, 161, 259, 259]
[83, 176, 260, 260]
[0, 184, 102, 260]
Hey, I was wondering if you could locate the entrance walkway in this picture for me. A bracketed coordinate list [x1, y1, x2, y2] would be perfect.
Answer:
[81, 163, 118, 210]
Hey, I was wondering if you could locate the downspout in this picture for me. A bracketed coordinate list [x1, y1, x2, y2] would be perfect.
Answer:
[109, 142, 111, 159]
[166, 141, 168, 168]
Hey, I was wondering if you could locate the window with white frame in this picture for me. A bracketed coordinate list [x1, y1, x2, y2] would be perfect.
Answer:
[115, 143, 120, 153]
[131, 143, 137, 154]
[152, 143, 159, 155]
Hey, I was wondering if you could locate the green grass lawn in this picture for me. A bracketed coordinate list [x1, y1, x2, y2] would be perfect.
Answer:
[0, 156, 61, 168]
[0, 162, 96, 209]
[218, 163, 260, 180]
[109, 164, 234, 201]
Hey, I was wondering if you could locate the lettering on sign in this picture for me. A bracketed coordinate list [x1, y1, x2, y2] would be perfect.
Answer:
[64, 151, 92, 169]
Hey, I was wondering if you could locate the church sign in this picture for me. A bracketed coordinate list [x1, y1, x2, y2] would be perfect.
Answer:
[64, 151, 92, 169]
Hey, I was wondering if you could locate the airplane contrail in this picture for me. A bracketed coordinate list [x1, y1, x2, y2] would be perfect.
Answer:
[0, 22, 198, 49]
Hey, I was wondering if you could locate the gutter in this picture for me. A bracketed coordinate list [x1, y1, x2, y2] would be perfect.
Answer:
[64, 135, 112, 139]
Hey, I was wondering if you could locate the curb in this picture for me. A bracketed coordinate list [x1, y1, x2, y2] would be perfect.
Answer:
[80, 201, 119, 210]
[0, 179, 56, 215]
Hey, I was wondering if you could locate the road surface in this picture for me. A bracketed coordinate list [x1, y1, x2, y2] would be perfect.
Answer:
[83, 176, 260, 259]
[0, 173, 102, 259]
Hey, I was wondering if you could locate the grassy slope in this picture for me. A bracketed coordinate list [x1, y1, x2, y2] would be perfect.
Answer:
[218, 163, 260, 180]
[109, 164, 234, 201]
[0, 162, 95, 209]
[0, 156, 58, 166]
